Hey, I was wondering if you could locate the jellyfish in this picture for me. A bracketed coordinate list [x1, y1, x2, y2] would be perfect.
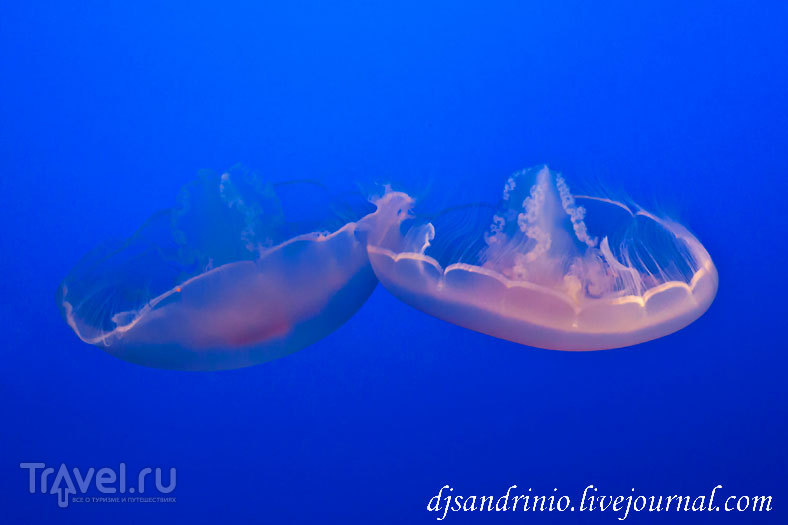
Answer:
[58, 168, 378, 370]
[365, 165, 718, 350]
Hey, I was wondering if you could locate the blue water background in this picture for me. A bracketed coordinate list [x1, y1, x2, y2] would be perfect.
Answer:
[1, 1, 786, 523]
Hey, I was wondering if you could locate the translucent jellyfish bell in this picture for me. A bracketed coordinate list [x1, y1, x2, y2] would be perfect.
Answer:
[366, 166, 718, 350]
[58, 168, 378, 370]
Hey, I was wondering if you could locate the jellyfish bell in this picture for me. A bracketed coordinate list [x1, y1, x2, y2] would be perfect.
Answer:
[366, 165, 718, 350]
[58, 168, 378, 370]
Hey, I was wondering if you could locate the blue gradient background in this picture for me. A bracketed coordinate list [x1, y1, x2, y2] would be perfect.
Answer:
[1, 1, 786, 523]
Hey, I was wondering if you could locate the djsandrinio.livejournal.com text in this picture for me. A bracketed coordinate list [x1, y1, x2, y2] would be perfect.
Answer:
[427, 484, 773, 521]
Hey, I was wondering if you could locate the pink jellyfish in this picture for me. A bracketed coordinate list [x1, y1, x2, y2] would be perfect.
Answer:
[58, 168, 379, 370]
[365, 165, 717, 350]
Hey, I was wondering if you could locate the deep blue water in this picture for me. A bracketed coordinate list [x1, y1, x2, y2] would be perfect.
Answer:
[1, 1, 786, 523]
